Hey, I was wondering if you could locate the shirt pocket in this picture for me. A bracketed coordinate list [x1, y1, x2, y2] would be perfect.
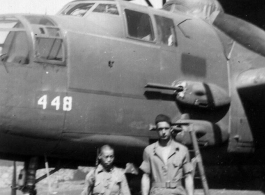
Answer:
[112, 174, 122, 183]
[114, 177, 122, 186]
[93, 181, 102, 193]
[172, 156, 182, 168]
[94, 181, 100, 186]
[111, 178, 122, 193]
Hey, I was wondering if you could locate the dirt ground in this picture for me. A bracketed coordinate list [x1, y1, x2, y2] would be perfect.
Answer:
[1, 186, 264, 195]
[0, 164, 265, 195]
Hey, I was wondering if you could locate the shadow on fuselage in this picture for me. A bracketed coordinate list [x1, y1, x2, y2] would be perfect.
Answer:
[237, 84, 265, 152]
[201, 165, 265, 192]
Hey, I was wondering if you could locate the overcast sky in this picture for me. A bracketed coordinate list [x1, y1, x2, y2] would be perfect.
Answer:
[0, 0, 162, 15]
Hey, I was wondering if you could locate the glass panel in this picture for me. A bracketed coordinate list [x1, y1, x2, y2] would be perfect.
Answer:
[125, 9, 154, 41]
[36, 38, 63, 61]
[155, 15, 177, 46]
[30, 25, 62, 38]
[0, 18, 29, 64]
[0, 17, 24, 29]
[25, 16, 55, 26]
[0, 31, 29, 64]
[46, 28, 61, 37]
[62, 3, 95, 17]
[93, 4, 119, 15]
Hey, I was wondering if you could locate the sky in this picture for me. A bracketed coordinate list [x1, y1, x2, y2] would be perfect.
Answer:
[0, 0, 163, 15]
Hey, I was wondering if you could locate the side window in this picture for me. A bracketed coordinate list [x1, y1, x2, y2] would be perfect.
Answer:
[0, 18, 29, 65]
[24, 16, 65, 65]
[32, 26, 64, 65]
[93, 4, 119, 15]
[155, 15, 177, 47]
[125, 9, 154, 42]
[35, 38, 63, 62]
[5, 31, 29, 64]
[61, 3, 95, 17]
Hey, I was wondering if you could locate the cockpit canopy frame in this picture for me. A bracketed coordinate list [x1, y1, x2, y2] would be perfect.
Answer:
[0, 15, 66, 66]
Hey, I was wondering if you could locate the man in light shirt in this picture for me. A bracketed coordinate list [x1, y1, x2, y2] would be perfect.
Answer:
[81, 145, 131, 195]
[140, 114, 194, 195]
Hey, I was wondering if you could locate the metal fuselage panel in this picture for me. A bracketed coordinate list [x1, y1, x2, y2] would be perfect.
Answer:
[0, 61, 67, 156]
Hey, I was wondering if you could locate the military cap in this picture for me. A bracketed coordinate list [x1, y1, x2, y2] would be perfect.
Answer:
[155, 114, 172, 125]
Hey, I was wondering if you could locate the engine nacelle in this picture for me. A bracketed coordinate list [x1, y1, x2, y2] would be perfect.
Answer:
[174, 81, 230, 122]
[172, 119, 229, 147]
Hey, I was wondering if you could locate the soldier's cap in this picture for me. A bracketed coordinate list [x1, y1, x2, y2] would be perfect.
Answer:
[155, 114, 172, 126]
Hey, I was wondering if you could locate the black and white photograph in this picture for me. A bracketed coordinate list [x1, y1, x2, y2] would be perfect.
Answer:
[0, 0, 265, 195]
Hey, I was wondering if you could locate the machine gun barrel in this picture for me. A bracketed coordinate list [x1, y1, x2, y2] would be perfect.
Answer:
[145, 83, 183, 92]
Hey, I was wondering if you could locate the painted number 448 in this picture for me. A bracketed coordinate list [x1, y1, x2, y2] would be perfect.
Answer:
[38, 95, 72, 111]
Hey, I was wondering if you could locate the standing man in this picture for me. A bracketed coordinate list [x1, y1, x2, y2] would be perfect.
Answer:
[81, 145, 131, 195]
[140, 114, 194, 195]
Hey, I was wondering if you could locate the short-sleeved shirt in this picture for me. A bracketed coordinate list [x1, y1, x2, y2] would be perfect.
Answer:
[81, 164, 131, 195]
[140, 140, 193, 185]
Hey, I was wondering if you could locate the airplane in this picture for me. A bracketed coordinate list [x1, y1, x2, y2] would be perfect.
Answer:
[0, 0, 265, 194]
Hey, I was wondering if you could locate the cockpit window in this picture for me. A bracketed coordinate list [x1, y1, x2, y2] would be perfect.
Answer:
[0, 17, 24, 29]
[34, 27, 65, 65]
[93, 4, 119, 15]
[0, 17, 29, 65]
[35, 38, 63, 62]
[125, 9, 154, 42]
[61, 3, 95, 17]
[24, 15, 65, 65]
[155, 15, 177, 47]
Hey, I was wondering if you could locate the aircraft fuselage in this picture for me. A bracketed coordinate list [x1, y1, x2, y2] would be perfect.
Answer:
[0, 0, 263, 167]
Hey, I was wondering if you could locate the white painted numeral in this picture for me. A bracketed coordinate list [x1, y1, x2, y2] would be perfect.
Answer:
[63, 96, 72, 111]
[38, 95, 72, 111]
[51, 96, 60, 110]
[38, 95, 47, 109]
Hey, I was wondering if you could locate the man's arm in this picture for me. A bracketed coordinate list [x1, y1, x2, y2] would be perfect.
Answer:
[182, 147, 194, 195]
[185, 173, 194, 195]
[81, 184, 92, 195]
[120, 173, 131, 195]
[80, 169, 95, 195]
[141, 173, 150, 195]
[140, 147, 151, 195]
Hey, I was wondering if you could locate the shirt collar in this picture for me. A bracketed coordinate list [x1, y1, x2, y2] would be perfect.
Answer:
[96, 164, 115, 173]
[153, 140, 180, 158]
[96, 164, 104, 173]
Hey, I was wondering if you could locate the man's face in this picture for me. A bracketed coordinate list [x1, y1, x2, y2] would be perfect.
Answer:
[99, 148, 114, 168]
[157, 121, 171, 140]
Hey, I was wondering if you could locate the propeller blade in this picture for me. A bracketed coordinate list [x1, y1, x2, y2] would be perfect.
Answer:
[145, 0, 153, 7]
[212, 12, 265, 57]
[11, 161, 16, 195]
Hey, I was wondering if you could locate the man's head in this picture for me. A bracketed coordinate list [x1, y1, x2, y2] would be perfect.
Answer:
[155, 114, 172, 141]
[98, 145, 114, 169]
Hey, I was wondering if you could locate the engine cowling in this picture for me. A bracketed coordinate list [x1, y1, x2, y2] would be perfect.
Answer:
[172, 119, 229, 147]
[174, 81, 230, 122]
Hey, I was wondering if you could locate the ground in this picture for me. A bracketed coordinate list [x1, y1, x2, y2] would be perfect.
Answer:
[0, 164, 264, 195]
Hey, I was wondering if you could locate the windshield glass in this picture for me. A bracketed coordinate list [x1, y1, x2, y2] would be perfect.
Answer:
[93, 4, 119, 15]
[60, 3, 95, 17]
[25, 16, 56, 26]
